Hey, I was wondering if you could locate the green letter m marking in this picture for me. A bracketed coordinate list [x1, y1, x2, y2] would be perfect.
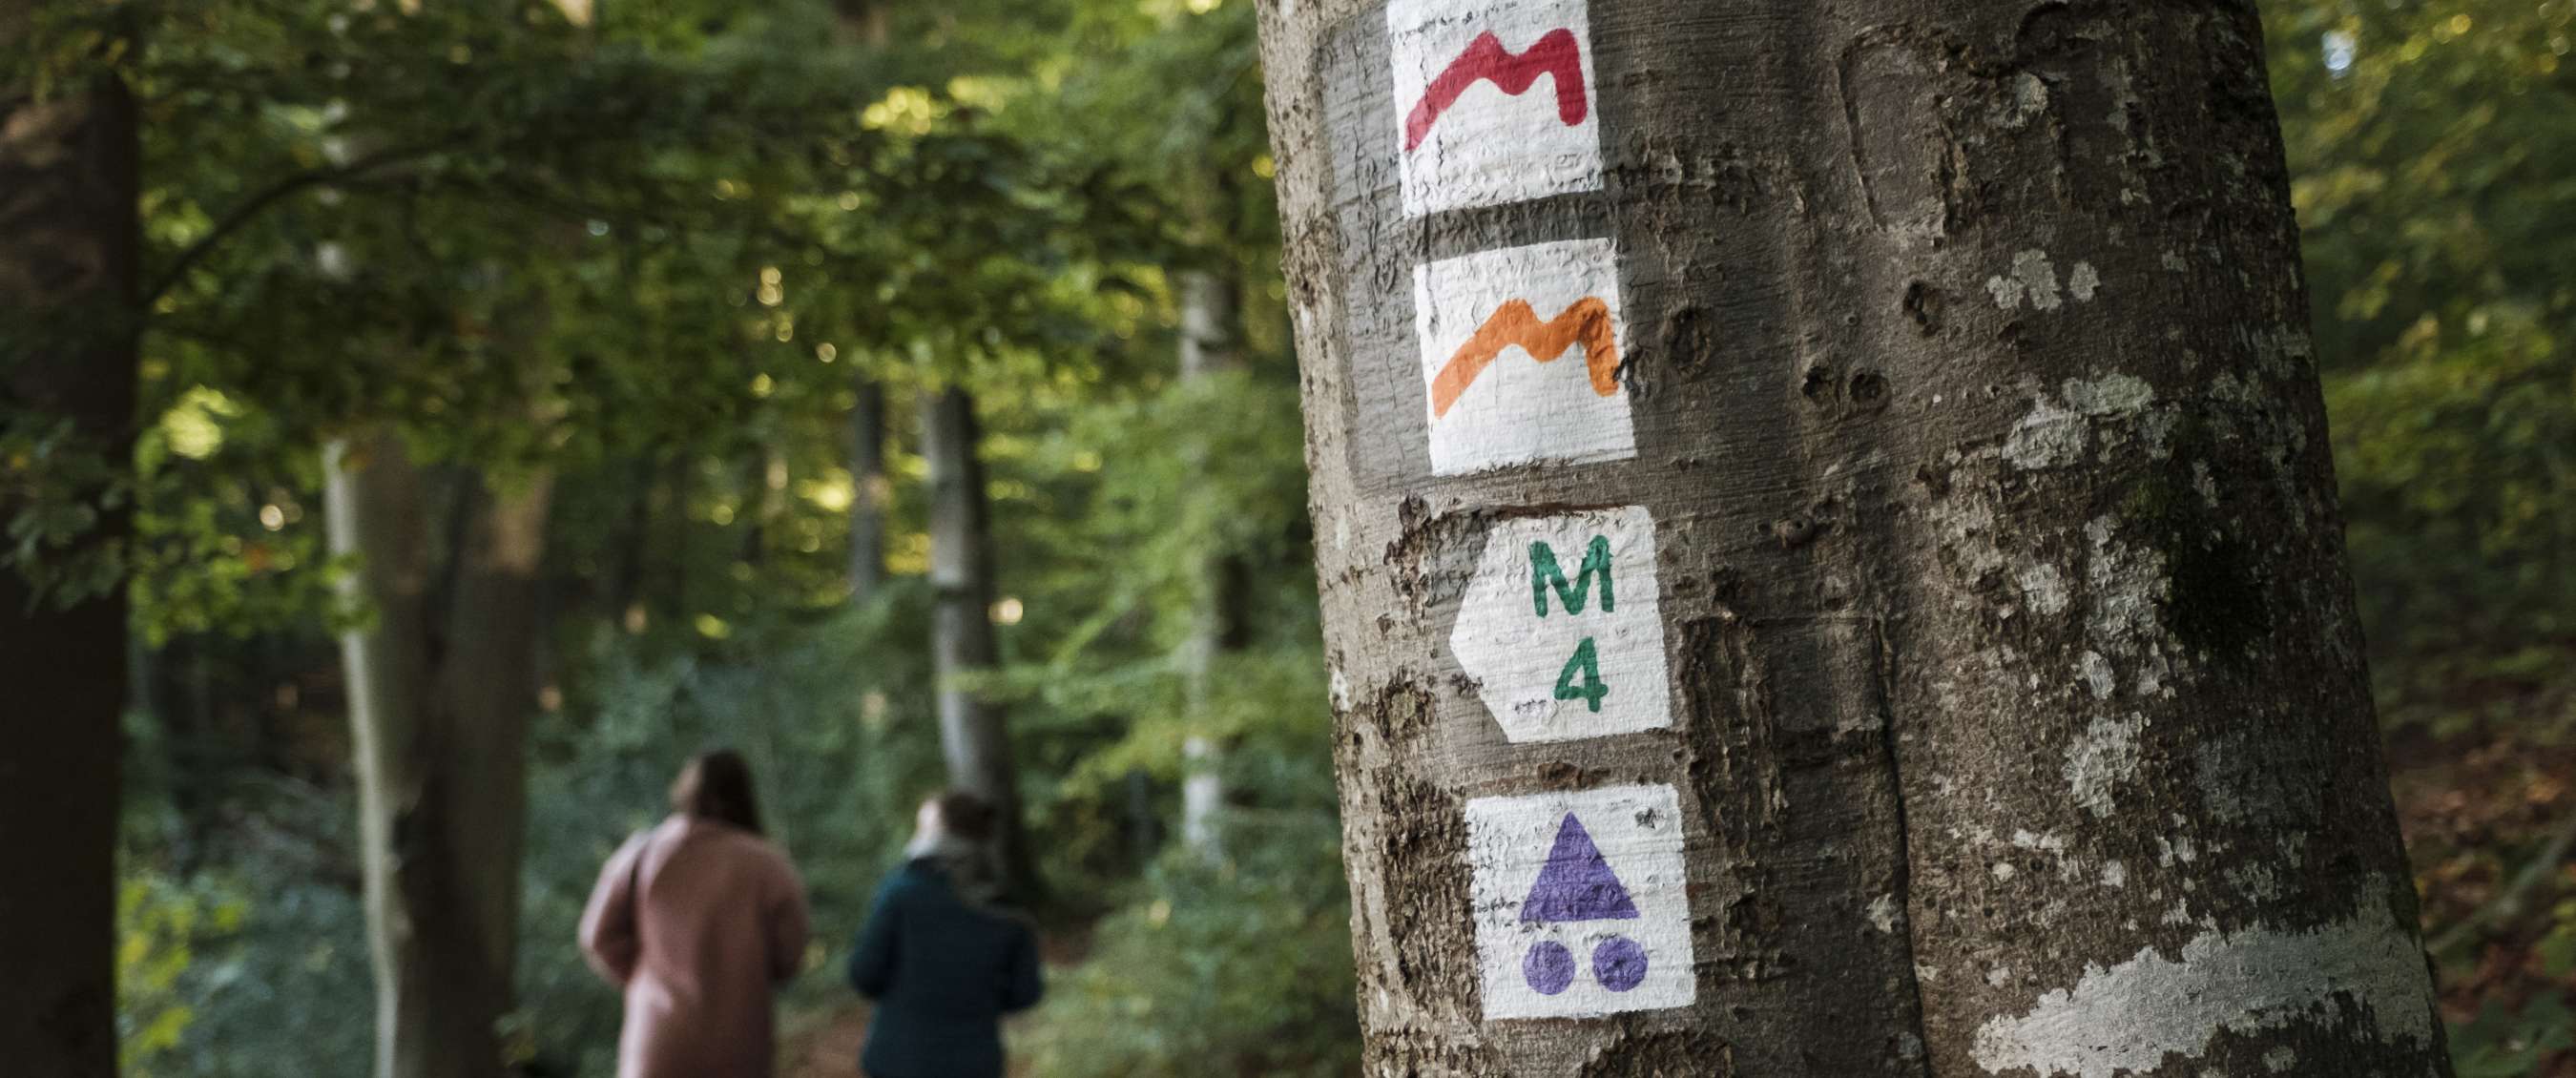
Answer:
[1529, 535, 1615, 617]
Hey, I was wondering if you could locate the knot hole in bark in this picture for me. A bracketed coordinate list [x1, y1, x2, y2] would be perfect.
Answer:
[1901, 280, 1943, 335]
[1800, 361, 1837, 405]
[1660, 303, 1714, 371]
[1848, 370, 1889, 408]
[1800, 359, 1890, 413]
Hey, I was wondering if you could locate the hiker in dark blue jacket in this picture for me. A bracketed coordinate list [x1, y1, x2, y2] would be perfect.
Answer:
[848, 791, 1043, 1078]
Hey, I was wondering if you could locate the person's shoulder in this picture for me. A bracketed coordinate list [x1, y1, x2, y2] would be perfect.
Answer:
[973, 901, 1041, 937]
[880, 859, 944, 894]
[696, 822, 798, 875]
[634, 814, 685, 848]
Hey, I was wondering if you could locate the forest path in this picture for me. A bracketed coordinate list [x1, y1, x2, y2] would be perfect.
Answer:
[780, 1005, 866, 1078]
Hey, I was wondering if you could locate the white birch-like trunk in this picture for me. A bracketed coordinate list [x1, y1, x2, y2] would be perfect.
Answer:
[1178, 267, 1246, 856]
[923, 385, 1037, 898]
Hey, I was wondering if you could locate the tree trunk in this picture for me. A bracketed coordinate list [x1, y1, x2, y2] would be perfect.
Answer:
[325, 432, 551, 1078]
[1178, 267, 1245, 855]
[848, 378, 888, 603]
[1257, 1, 2449, 1074]
[839, 0, 891, 607]
[0, 57, 137, 1078]
[921, 385, 1036, 899]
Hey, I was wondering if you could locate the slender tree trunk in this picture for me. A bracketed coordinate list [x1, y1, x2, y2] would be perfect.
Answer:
[838, 1, 891, 606]
[0, 55, 137, 1078]
[325, 432, 551, 1078]
[848, 378, 888, 603]
[921, 385, 1035, 898]
[1178, 267, 1245, 855]
[1258, 1, 2448, 1074]
[429, 470, 552, 1016]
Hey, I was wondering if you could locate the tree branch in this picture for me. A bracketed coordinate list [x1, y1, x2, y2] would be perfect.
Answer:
[141, 137, 465, 307]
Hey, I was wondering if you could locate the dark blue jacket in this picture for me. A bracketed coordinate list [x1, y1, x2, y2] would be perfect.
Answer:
[848, 859, 1044, 1078]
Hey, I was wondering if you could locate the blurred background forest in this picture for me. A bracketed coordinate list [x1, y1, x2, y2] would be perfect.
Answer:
[3, 0, 2568, 1074]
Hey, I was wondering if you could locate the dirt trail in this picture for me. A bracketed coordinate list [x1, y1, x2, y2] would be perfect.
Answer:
[779, 1005, 868, 1078]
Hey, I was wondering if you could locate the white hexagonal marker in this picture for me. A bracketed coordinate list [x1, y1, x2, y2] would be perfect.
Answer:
[1449, 505, 1671, 743]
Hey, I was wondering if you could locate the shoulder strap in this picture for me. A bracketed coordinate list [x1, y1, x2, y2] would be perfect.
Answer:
[622, 831, 650, 926]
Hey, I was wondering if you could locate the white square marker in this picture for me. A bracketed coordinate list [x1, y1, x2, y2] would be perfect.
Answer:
[1466, 783, 1695, 1020]
[1386, 0, 1605, 216]
[1412, 238, 1633, 476]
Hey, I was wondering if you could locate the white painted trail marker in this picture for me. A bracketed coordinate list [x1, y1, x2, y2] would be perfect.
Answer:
[1451, 505, 1669, 743]
[1414, 238, 1633, 476]
[1387, 0, 1603, 216]
[1467, 783, 1694, 1020]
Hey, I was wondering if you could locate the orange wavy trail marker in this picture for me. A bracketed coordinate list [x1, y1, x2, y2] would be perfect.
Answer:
[1429, 297, 1619, 418]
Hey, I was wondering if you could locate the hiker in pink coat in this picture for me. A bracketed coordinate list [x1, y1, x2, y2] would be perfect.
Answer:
[580, 750, 812, 1078]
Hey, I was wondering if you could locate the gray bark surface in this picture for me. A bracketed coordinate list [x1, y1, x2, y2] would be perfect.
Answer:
[922, 384, 1037, 898]
[1256, 0, 2449, 1074]
[0, 56, 137, 1078]
[325, 433, 551, 1078]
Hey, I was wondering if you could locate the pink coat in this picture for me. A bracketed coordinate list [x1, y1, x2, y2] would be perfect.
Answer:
[579, 815, 811, 1078]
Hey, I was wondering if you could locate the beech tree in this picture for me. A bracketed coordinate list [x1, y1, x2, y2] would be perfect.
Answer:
[323, 428, 552, 1078]
[1256, 0, 2453, 1074]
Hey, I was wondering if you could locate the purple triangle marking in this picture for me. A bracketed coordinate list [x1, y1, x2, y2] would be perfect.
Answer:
[1519, 812, 1639, 923]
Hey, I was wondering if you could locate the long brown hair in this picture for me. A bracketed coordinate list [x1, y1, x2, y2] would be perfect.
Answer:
[670, 750, 764, 835]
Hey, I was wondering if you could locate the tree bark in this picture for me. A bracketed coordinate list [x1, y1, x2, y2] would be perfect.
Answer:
[325, 431, 551, 1078]
[921, 384, 1036, 899]
[1178, 267, 1246, 855]
[1257, 0, 2448, 1074]
[0, 56, 137, 1078]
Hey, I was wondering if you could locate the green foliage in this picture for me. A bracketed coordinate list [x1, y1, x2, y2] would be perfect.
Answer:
[115, 874, 243, 1076]
[114, 854, 375, 1077]
[1018, 790, 1357, 1078]
[2268, 0, 2576, 734]
[84, 0, 1340, 1074]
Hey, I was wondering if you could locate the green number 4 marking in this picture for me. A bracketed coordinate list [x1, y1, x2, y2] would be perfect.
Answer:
[1554, 637, 1609, 713]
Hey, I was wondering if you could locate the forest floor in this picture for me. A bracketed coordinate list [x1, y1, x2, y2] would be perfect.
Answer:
[2389, 712, 2576, 1076]
[781, 1006, 868, 1078]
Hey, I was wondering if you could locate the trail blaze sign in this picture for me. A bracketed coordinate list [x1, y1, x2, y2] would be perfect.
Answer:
[1386, 0, 1603, 215]
[1412, 238, 1633, 476]
[1450, 505, 1671, 743]
[1376, 0, 1703, 1034]
[1467, 783, 1694, 1019]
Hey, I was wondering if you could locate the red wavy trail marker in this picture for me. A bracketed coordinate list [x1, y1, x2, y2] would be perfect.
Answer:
[1429, 296, 1618, 418]
[1403, 28, 1589, 153]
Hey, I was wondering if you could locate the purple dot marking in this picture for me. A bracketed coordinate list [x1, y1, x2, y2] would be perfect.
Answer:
[1593, 936, 1648, 992]
[1524, 941, 1575, 995]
